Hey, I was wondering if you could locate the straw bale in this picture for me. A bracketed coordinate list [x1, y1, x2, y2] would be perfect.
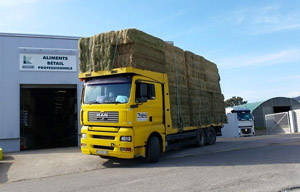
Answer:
[78, 28, 227, 127]
[163, 42, 190, 128]
[92, 31, 115, 45]
[206, 82, 221, 93]
[92, 29, 164, 51]
[206, 73, 220, 83]
[184, 49, 226, 125]
[185, 51, 206, 71]
[167, 74, 188, 87]
[80, 29, 165, 73]
[113, 42, 165, 72]
[165, 51, 187, 85]
[122, 29, 164, 50]
[91, 44, 114, 71]
[78, 37, 91, 73]
[168, 84, 190, 128]
[203, 60, 218, 74]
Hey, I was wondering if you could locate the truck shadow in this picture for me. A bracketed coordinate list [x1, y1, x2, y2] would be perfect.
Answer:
[102, 142, 300, 169]
[0, 155, 15, 184]
[102, 157, 145, 168]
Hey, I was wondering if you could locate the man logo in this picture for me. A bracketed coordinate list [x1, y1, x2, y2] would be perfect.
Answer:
[96, 112, 108, 119]
[23, 55, 32, 64]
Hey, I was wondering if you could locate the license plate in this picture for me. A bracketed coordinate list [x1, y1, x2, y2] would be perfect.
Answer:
[96, 150, 108, 155]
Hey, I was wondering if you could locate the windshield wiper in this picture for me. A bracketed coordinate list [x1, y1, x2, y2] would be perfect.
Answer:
[85, 101, 102, 104]
[85, 101, 123, 104]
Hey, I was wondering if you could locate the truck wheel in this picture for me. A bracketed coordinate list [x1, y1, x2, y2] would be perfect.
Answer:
[146, 136, 160, 163]
[206, 127, 216, 145]
[195, 129, 206, 147]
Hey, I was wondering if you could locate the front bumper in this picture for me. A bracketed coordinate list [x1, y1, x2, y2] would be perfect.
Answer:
[239, 127, 255, 136]
[81, 126, 135, 159]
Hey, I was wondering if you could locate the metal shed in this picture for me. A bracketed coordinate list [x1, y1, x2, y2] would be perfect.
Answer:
[239, 97, 300, 128]
[0, 33, 81, 152]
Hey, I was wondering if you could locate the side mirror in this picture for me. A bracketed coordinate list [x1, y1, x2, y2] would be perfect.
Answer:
[136, 96, 148, 103]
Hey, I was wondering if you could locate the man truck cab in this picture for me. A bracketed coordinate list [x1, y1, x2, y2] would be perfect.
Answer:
[80, 67, 222, 162]
[226, 106, 255, 136]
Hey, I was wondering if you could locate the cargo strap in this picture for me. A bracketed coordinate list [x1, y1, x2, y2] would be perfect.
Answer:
[111, 36, 119, 69]
[88, 38, 92, 73]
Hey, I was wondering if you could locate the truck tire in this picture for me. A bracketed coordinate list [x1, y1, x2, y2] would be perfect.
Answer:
[195, 129, 206, 147]
[206, 127, 216, 145]
[146, 136, 160, 163]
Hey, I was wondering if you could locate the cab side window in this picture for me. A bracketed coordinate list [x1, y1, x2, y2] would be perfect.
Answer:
[136, 82, 155, 103]
[147, 84, 155, 100]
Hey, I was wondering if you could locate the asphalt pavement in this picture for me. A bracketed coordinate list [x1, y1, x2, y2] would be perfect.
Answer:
[1, 133, 300, 191]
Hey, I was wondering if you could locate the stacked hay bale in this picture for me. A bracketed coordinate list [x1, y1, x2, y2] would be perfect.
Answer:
[79, 28, 226, 128]
[79, 29, 165, 73]
[164, 43, 190, 127]
[185, 51, 226, 125]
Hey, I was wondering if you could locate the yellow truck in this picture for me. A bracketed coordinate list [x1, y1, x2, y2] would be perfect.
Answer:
[79, 29, 226, 162]
[80, 67, 223, 162]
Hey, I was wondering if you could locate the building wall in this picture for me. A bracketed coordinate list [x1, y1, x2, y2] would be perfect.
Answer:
[0, 33, 81, 152]
[253, 97, 300, 128]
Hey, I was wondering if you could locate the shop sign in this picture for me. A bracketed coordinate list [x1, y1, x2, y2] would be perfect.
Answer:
[19, 54, 76, 72]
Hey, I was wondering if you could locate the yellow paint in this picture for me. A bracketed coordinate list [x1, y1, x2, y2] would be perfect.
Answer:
[79, 67, 165, 83]
[81, 126, 135, 159]
[79, 67, 222, 159]
[0, 148, 2, 160]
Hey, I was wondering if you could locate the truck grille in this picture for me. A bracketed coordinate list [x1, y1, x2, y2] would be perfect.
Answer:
[93, 145, 114, 150]
[88, 111, 119, 123]
[93, 135, 115, 140]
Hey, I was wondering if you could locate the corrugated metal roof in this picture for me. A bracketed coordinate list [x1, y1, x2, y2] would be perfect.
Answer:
[237, 101, 264, 112]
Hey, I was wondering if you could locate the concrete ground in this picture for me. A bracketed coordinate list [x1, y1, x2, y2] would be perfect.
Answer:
[0, 133, 300, 191]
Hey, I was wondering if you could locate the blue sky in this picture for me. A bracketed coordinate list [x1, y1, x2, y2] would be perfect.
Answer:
[1, 0, 299, 102]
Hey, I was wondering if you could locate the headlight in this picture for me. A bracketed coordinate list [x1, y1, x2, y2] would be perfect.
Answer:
[81, 133, 87, 139]
[120, 136, 132, 142]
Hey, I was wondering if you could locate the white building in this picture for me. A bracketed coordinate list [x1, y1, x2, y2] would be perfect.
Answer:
[0, 33, 81, 152]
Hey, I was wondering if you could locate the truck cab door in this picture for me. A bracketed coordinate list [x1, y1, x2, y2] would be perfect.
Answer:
[133, 80, 163, 126]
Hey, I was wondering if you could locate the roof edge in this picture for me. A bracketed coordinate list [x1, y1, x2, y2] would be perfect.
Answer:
[0, 32, 80, 40]
[238, 97, 300, 113]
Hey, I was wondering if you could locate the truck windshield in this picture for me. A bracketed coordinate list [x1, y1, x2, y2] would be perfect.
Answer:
[83, 76, 132, 104]
[84, 83, 131, 104]
[236, 111, 253, 121]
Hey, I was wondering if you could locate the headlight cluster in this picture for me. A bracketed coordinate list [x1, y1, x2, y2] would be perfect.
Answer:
[120, 136, 132, 142]
[81, 133, 87, 139]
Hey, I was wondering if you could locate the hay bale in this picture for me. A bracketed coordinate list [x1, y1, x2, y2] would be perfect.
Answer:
[78, 28, 227, 127]
[185, 50, 226, 125]
[78, 37, 91, 73]
[92, 29, 164, 50]
[81, 29, 166, 73]
[91, 44, 114, 71]
[164, 42, 190, 128]
[114, 42, 165, 72]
